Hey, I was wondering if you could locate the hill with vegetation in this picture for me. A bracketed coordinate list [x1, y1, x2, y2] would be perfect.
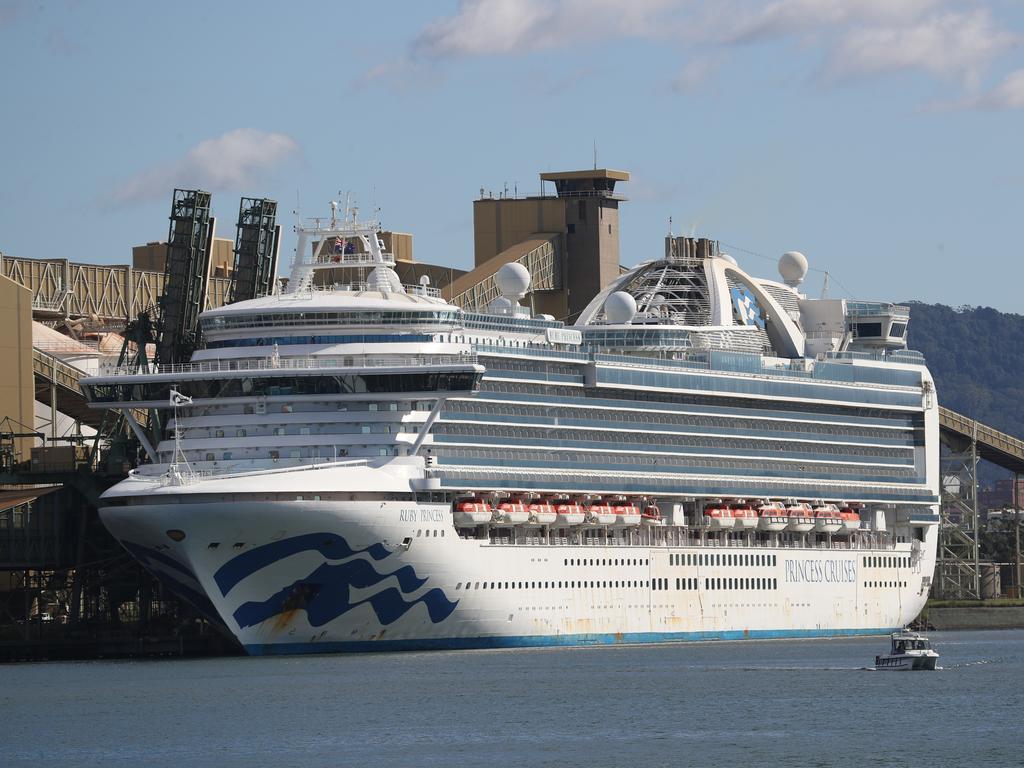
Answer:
[905, 302, 1024, 442]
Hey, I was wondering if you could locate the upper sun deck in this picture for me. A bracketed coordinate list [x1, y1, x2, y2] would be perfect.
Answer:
[200, 286, 456, 335]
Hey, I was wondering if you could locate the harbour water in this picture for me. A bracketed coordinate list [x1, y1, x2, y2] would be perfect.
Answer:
[3, 629, 1022, 768]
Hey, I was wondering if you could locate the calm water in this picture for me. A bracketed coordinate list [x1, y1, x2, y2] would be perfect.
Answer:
[3, 630, 1023, 768]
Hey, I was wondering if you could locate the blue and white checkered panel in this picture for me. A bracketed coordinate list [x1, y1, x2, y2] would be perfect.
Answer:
[730, 287, 765, 329]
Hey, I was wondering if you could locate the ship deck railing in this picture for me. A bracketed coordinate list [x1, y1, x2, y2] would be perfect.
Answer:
[93, 352, 479, 377]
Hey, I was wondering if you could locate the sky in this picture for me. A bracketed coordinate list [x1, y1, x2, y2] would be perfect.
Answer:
[1, 0, 1022, 313]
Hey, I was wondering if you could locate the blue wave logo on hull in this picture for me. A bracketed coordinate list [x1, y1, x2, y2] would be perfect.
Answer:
[213, 532, 458, 631]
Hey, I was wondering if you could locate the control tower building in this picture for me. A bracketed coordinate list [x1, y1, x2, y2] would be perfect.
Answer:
[465, 168, 629, 321]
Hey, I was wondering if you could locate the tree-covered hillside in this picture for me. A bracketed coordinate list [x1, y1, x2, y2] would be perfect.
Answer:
[905, 302, 1024, 442]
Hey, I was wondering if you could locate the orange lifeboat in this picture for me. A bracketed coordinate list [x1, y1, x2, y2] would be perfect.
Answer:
[813, 503, 843, 534]
[757, 501, 789, 532]
[703, 501, 736, 531]
[497, 499, 530, 524]
[528, 500, 558, 525]
[730, 501, 759, 530]
[838, 506, 862, 535]
[453, 498, 492, 526]
[786, 502, 815, 533]
[641, 505, 663, 526]
[613, 502, 642, 526]
[554, 499, 586, 526]
[587, 500, 617, 526]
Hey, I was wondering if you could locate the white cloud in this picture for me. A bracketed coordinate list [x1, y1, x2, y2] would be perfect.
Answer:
[822, 9, 1018, 84]
[960, 68, 1024, 109]
[982, 68, 1024, 108]
[726, 0, 944, 43]
[111, 129, 298, 205]
[672, 55, 720, 92]
[412, 0, 679, 58]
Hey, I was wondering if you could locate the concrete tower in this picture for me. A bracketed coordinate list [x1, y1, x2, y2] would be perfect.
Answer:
[471, 168, 629, 320]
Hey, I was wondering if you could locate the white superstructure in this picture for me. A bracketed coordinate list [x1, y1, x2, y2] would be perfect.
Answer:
[81, 211, 940, 655]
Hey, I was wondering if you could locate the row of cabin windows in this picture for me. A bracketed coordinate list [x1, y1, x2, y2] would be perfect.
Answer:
[416, 529, 445, 538]
[670, 553, 777, 567]
[864, 555, 908, 569]
[198, 446, 389, 461]
[866, 581, 907, 588]
[455, 580, 652, 591]
[564, 557, 648, 567]
[199, 423, 416, 439]
[451, 577, 779, 592]
[450, 401, 912, 442]
[704, 577, 778, 590]
[437, 423, 910, 460]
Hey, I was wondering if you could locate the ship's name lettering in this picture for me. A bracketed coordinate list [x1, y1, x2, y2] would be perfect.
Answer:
[784, 559, 857, 584]
[398, 508, 446, 522]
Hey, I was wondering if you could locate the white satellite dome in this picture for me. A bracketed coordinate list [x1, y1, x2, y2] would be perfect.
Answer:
[367, 265, 403, 293]
[604, 291, 637, 324]
[720, 252, 738, 266]
[536, 313, 555, 321]
[495, 262, 531, 299]
[488, 296, 514, 313]
[778, 251, 808, 288]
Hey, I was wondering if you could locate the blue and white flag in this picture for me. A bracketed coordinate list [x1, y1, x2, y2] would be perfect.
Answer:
[730, 286, 765, 329]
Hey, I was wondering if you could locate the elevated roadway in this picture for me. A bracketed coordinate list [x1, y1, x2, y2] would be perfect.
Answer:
[939, 406, 1024, 474]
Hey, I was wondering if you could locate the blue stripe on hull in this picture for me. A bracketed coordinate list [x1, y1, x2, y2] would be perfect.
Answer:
[244, 627, 897, 656]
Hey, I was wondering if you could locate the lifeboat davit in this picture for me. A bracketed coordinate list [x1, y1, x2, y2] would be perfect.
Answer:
[528, 501, 558, 525]
[813, 503, 843, 534]
[497, 500, 530, 525]
[554, 500, 587, 526]
[641, 505, 664, 526]
[838, 506, 862, 535]
[453, 498, 493, 526]
[703, 501, 736, 530]
[731, 502, 759, 530]
[757, 500, 789, 531]
[786, 502, 816, 533]
[587, 501, 617, 526]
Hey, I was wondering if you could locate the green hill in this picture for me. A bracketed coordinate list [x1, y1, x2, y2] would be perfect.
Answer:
[905, 302, 1024, 442]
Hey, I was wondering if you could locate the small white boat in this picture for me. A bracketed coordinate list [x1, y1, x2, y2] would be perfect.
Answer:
[757, 501, 789, 532]
[875, 630, 939, 671]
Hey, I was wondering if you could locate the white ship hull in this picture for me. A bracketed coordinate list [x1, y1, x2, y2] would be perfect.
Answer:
[100, 467, 938, 655]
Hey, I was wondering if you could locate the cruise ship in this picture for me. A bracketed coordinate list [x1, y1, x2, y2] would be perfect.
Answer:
[81, 208, 940, 654]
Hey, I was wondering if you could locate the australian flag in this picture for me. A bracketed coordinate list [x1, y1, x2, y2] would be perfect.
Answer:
[730, 286, 765, 329]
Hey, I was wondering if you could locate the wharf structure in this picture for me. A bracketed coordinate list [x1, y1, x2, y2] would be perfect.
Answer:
[0, 169, 1023, 657]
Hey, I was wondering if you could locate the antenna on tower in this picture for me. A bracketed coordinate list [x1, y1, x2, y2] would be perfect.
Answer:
[668, 216, 673, 237]
[820, 271, 831, 299]
[593, 140, 597, 170]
